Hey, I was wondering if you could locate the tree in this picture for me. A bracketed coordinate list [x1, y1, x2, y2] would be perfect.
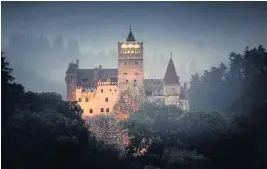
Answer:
[114, 84, 145, 119]
[1, 52, 25, 125]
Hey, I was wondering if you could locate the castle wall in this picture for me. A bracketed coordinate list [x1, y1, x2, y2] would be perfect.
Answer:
[76, 82, 119, 117]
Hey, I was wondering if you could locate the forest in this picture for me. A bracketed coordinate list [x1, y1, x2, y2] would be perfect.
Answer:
[2, 45, 267, 169]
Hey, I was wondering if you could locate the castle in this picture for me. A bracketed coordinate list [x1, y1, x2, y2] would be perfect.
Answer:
[65, 29, 189, 117]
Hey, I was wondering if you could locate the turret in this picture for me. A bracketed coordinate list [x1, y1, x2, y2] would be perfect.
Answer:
[65, 62, 78, 101]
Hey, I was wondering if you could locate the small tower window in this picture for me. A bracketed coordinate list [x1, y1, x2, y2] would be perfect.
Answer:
[78, 98, 82, 102]
[101, 108, 104, 112]
[90, 109, 93, 113]
[101, 89, 103, 93]
[106, 108, 109, 113]
[105, 98, 108, 102]
[86, 98, 89, 102]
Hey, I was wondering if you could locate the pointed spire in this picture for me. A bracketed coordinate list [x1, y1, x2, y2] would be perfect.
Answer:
[164, 56, 179, 85]
[126, 25, 136, 42]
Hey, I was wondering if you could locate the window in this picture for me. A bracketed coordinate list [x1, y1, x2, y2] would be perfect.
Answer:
[90, 109, 93, 113]
[86, 98, 89, 102]
[110, 89, 112, 92]
[91, 89, 93, 92]
[105, 98, 108, 102]
[101, 89, 103, 93]
[135, 61, 138, 65]
[134, 73, 138, 75]
[124, 72, 127, 75]
[124, 62, 127, 65]
[126, 80, 129, 84]
[78, 98, 82, 102]
[106, 108, 109, 113]
[134, 79, 137, 83]
[115, 89, 117, 92]
[101, 108, 104, 112]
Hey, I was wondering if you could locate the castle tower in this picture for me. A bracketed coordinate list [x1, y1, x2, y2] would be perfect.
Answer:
[65, 60, 79, 101]
[163, 53, 181, 105]
[118, 27, 144, 91]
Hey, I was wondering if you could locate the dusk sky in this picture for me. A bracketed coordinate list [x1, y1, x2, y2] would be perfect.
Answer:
[1, 1, 267, 98]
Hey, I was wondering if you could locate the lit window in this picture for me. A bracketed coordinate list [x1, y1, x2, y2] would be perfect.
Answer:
[105, 98, 108, 102]
[101, 89, 103, 93]
[101, 108, 104, 112]
[78, 98, 82, 102]
[90, 109, 93, 113]
[86, 98, 89, 102]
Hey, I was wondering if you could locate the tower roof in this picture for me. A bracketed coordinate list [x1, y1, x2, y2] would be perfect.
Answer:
[163, 56, 179, 85]
[126, 28, 136, 42]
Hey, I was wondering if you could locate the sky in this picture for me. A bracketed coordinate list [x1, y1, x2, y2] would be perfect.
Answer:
[1, 1, 267, 98]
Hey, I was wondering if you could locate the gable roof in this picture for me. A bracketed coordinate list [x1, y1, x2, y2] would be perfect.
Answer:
[163, 58, 179, 85]
[126, 29, 136, 42]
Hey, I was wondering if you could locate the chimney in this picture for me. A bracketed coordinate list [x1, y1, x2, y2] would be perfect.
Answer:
[99, 65, 102, 69]
[94, 67, 99, 80]
[76, 59, 79, 68]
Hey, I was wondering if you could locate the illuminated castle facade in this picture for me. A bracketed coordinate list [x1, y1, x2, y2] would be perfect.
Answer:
[65, 29, 189, 117]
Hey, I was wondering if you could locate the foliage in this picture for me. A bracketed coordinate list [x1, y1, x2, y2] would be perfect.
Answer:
[188, 45, 267, 114]
[114, 83, 145, 118]
[85, 115, 131, 157]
